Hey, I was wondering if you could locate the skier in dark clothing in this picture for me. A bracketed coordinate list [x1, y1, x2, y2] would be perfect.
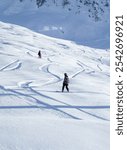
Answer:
[38, 50, 41, 58]
[62, 73, 69, 92]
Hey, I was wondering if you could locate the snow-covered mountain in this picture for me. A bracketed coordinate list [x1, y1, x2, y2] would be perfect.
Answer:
[20, 0, 109, 21]
[0, 21, 109, 150]
[0, 0, 110, 49]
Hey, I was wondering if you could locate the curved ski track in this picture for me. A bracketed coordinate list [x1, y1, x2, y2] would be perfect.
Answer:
[0, 47, 109, 121]
[0, 60, 22, 71]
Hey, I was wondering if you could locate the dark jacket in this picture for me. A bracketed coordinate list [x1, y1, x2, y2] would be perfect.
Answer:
[63, 76, 69, 85]
[38, 51, 41, 58]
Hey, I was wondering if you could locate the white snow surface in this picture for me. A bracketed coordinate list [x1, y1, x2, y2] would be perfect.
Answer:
[0, 0, 110, 49]
[0, 21, 110, 150]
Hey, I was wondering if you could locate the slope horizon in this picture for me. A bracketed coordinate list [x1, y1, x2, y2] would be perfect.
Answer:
[0, 0, 110, 49]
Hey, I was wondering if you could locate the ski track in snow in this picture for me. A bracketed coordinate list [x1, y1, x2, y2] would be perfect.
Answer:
[0, 5, 110, 149]
[39, 63, 62, 86]
[0, 85, 81, 120]
[70, 61, 85, 78]
[0, 60, 22, 71]
[0, 52, 15, 57]
[1, 81, 109, 121]
[0, 22, 110, 124]
[0, 51, 109, 121]
[97, 64, 102, 71]
[0, 53, 109, 121]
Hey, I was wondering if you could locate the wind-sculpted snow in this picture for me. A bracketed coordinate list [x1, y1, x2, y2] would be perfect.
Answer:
[0, 22, 110, 150]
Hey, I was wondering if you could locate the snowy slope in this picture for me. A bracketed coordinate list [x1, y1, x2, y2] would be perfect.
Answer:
[0, 21, 110, 150]
[0, 0, 110, 49]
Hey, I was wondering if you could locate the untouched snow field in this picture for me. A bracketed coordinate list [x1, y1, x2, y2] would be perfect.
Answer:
[0, 21, 110, 150]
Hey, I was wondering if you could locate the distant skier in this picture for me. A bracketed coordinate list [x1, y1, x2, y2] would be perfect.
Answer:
[62, 73, 69, 92]
[38, 50, 41, 58]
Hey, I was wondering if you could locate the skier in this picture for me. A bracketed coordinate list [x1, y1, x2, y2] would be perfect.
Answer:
[62, 73, 69, 92]
[38, 50, 41, 58]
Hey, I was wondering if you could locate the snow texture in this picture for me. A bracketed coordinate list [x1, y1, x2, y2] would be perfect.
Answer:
[0, 21, 110, 150]
[0, 0, 110, 49]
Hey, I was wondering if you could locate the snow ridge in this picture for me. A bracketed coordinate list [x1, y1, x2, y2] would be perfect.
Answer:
[0, 0, 110, 49]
